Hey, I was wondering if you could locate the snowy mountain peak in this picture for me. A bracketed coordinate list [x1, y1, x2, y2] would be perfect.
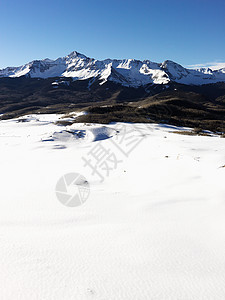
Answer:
[0, 51, 225, 87]
[66, 51, 88, 60]
[161, 60, 187, 73]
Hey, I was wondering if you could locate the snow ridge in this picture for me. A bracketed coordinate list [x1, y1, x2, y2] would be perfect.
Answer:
[0, 51, 225, 87]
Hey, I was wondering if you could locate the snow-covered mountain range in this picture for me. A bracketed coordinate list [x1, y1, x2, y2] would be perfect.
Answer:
[1, 51, 225, 87]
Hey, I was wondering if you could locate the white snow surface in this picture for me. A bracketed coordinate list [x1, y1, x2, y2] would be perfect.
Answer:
[0, 114, 225, 299]
[1, 51, 225, 86]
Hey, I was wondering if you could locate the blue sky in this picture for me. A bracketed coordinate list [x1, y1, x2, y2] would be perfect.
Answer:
[0, 0, 224, 68]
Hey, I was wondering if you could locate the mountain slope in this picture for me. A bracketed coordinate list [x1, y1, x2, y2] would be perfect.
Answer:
[0, 51, 225, 87]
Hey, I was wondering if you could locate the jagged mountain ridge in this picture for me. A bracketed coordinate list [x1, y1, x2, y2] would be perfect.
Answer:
[0, 51, 225, 87]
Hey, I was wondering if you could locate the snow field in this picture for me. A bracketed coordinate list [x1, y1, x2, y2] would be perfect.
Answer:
[0, 114, 225, 299]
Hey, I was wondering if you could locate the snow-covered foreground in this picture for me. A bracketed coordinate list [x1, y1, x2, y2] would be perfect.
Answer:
[0, 114, 225, 300]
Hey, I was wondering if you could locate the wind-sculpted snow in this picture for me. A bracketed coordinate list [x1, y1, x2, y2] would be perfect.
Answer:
[0, 51, 225, 86]
[41, 125, 117, 148]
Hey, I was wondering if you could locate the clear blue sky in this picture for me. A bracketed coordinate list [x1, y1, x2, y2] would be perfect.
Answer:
[0, 0, 224, 69]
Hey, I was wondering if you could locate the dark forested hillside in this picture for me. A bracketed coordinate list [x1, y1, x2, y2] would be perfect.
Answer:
[0, 77, 225, 132]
